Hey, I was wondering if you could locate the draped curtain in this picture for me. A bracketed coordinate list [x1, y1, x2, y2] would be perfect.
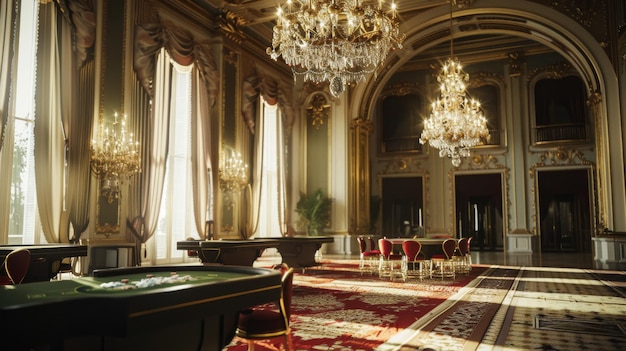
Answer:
[0, 0, 17, 240]
[33, 0, 95, 244]
[35, 2, 65, 243]
[242, 73, 293, 237]
[191, 64, 214, 237]
[134, 48, 171, 249]
[58, 0, 96, 242]
[129, 18, 218, 259]
[0, 0, 16, 152]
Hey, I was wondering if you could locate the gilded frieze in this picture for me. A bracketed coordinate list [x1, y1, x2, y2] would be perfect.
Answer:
[530, 146, 594, 166]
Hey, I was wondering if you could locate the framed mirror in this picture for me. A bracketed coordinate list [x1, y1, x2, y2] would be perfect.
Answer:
[96, 180, 120, 235]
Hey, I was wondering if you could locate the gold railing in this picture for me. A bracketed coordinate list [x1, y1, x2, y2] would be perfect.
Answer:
[535, 123, 587, 144]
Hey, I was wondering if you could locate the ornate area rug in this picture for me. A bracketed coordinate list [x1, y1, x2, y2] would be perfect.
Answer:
[223, 260, 487, 351]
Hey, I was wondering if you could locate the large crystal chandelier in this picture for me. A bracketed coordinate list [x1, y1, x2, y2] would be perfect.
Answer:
[419, 1, 489, 167]
[267, 0, 404, 97]
[90, 113, 141, 203]
[219, 150, 248, 193]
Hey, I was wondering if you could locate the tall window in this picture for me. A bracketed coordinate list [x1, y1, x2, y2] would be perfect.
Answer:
[2, 0, 43, 244]
[256, 98, 284, 237]
[154, 65, 198, 263]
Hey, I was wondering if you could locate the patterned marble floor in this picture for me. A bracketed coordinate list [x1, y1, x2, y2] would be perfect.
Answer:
[320, 251, 626, 351]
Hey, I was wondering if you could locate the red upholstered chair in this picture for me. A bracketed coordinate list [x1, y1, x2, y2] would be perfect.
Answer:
[454, 237, 471, 274]
[0, 249, 31, 285]
[430, 239, 456, 279]
[235, 266, 294, 351]
[357, 237, 380, 275]
[402, 240, 430, 280]
[367, 237, 381, 255]
[378, 238, 404, 280]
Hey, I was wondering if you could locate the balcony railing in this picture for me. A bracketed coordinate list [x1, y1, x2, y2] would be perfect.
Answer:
[381, 136, 423, 153]
[535, 123, 587, 144]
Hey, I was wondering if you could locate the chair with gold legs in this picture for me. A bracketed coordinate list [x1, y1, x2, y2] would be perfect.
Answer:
[402, 240, 430, 280]
[378, 238, 404, 281]
[235, 265, 294, 351]
[454, 237, 471, 274]
[430, 239, 456, 280]
[357, 237, 380, 275]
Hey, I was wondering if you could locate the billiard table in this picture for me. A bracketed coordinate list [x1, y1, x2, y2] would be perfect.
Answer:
[0, 244, 88, 282]
[267, 236, 335, 269]
[0, 265, 281, 351]
[178, 236, 334, 269]
[177, 239, 279, 266]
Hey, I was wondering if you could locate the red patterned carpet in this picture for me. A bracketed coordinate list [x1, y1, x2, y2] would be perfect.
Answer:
[223, 260, 486, 351]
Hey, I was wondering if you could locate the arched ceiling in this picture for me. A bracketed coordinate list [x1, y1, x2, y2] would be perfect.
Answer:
[177, 0, 613, 94]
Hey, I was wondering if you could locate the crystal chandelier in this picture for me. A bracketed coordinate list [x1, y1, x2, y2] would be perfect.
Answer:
[267, 0, 404, 97]
[90, 113, 141, 203]
[419, 1, 489, 167]
[219, 150, 248, 193]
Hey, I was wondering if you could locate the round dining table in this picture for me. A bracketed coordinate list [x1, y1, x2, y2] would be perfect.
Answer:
[386, 237, 450, 258]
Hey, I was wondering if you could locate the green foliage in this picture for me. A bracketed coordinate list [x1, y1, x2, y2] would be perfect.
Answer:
[295, 189, 332, 235]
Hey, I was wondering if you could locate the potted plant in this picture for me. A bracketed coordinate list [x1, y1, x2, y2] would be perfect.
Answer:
[295, 189, 332, 235]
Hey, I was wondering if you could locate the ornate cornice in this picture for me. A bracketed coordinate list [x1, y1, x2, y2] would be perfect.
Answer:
[218, 10, 248, 44]
[530, 146, 594, 167]
[526, 61, 576, 82]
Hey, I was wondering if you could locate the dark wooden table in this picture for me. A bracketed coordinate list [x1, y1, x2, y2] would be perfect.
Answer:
[0, 244, 88, 282]
[266, 236, 335, 269]
[178, 236, 334, 269]
[177, 239, 279, 266]
[0, 265, 281, 351]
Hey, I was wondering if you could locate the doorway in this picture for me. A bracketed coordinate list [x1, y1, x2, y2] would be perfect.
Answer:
[538, 169, 591, 253]
[381, 177, 423, 237]
[455, 173, 504, 251]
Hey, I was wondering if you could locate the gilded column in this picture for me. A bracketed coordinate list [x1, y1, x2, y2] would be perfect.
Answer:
[350, 117, 372, 235]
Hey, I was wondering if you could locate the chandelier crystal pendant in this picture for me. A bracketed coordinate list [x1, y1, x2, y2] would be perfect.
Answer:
[218, 150, 249, 193]
[419, 1, 489, 167]
[267, 0, 405, 97]
[90, 113, 141, 203]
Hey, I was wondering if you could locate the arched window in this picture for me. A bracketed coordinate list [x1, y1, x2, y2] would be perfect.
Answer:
[380, 92, 425, 153]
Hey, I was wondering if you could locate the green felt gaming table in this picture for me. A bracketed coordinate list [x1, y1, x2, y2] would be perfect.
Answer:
[0, 265, 281, 351]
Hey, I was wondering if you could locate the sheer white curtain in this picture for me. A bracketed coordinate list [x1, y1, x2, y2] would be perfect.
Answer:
[190, 58, 214, 238]
[251, 97, 287, 238]
[0, 0, 40, 245]
[155, 61, 199, 262]
[135, 48, 172, 251]
[131, 48, 210, 263]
